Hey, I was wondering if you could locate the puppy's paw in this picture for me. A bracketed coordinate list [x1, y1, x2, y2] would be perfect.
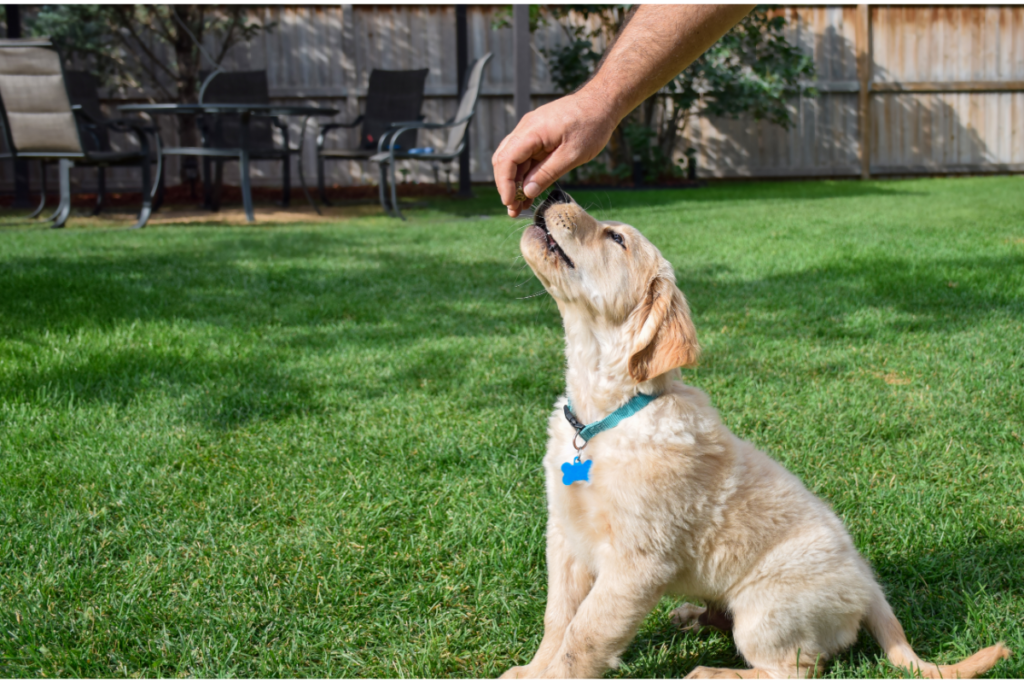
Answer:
[499, 665, 530, 679]
[671, 603, 707, 631]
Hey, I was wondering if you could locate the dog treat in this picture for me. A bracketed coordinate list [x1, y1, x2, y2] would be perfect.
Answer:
[514, 181, 529, 203]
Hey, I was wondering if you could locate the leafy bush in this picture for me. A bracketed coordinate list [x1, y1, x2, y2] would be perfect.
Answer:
[530, 5, 817, 182]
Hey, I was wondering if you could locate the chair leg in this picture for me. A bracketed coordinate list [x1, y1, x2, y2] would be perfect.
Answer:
[378, 161, 392, 217]
[279, 155, 291, 208]
[212, 161, 224, 212]
[202, 157, 213, 209]
[297, 154, 321, 216]
[152, 154, 166, 212]
[91, 167, 106, 216]
[389, 159, 404, 221]
[28, 160, 47, 219]
[318, 155, 332, 206]
[45, 161, 63, 222]
[52, 158, 73, 229]
[240, 151, 254, 223]
[124, 149, 153, 229]
[129, 155, 153, 229]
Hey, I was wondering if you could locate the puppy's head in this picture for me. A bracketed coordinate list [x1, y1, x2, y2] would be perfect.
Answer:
[521, 190, 699, 382]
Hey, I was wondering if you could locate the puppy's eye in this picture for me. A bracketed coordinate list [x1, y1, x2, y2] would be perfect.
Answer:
[607, 230, 626, 249]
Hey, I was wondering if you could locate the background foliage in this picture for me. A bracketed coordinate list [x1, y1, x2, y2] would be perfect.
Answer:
[500, 5, 817, 182]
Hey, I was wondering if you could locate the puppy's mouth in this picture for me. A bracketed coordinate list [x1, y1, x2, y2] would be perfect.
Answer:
[537, 221, 575, 269]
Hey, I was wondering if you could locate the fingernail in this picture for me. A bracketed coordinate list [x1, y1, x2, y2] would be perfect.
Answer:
[524, 182, 541, 198]
[507, 207, 517, 217]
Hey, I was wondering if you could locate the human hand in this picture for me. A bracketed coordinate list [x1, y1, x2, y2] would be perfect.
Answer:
[492, 90, 620, 217]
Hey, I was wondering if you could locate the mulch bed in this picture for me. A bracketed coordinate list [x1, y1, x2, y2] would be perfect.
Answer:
[561, 174, 706, 191]
[1, 182, 461, 209]
[1, 178, 710, 211]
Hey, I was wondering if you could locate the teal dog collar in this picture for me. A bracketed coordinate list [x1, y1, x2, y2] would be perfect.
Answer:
[561, 393, 658, 485]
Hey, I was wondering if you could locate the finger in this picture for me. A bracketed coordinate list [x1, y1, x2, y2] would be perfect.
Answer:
[501, 158, 532, 217]
[521, 146, 580, 198]
[493, 129, 550, 206]
[492, 134, 526, 206]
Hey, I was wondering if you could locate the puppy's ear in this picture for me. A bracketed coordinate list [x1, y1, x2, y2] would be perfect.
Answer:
[628, 276, 700, 382]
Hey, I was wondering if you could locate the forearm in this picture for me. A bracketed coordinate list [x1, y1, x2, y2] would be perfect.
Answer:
[579, 4, 755, 123]
[492, 4, 753, 214]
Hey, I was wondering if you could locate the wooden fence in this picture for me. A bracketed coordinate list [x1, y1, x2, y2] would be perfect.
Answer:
[3, 5, 1023, 193]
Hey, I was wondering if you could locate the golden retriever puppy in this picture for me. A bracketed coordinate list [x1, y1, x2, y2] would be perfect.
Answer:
[502, 190, 1010, 679]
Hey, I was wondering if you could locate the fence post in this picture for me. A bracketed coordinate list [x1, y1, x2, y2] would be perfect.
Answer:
[456, 6, 472, 197]
[856, 4, 872, 180]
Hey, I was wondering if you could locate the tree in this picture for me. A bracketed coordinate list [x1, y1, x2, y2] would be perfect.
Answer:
[525, 5, 817, 182]
[30, 5, 271, 182]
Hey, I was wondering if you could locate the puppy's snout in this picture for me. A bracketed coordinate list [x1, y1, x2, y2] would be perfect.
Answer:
[535, 189, 576, 232]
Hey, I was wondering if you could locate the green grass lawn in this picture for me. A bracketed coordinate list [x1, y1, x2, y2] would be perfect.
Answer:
[1, 177, 1022, 678]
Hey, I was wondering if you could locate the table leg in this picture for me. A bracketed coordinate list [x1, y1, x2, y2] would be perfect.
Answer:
[296, 115, 321, 215]
[240, 111, 255, 223]
[52, 158, 74, 229]
[240, 150, 254, 222]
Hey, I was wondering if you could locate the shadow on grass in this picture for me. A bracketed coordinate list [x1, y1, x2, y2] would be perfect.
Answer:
[421, 180, 926, 219]
[683, 254, 1024, 338]
[0, 232, 556, 429]
[1, 230, 1020, 430]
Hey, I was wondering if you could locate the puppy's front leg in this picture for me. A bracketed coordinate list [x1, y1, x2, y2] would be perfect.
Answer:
[501, 523, 594, 679]
[536, 568, 663, 678]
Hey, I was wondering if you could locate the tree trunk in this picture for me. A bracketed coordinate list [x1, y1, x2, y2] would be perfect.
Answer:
[172, 5, 203, 184]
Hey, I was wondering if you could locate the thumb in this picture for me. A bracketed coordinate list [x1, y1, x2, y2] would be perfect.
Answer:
[521, 146, 584, 199]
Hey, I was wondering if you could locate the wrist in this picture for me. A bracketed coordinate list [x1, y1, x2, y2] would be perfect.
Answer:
[576, 75, 634, 125]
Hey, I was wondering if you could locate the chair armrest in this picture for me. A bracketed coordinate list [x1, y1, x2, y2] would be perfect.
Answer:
[317, 115, 364, 149]
[271, 117, 291, 151]
[388, 113, 475, 133]
[102, 117, 159, 134]
[319, 116, 364, 133]
[388, 120, 435, 129]
[70, 104, 100, 126]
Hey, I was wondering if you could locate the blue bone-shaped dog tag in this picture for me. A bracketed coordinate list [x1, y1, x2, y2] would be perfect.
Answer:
[561, 458, 592, 485]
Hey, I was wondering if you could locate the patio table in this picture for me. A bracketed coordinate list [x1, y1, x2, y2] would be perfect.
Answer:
[118, 103, 338, 222]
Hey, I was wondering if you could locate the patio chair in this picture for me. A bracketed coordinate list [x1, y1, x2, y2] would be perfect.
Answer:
[370, 53, 492, 220]
[198, 70, 293, 210]
[0, 39, 160, 229]
[315, 68, 429, 205]
[64, 70, 165, 216]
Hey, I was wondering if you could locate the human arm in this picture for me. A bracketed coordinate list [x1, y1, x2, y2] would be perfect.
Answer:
[492, 4, 755, 216]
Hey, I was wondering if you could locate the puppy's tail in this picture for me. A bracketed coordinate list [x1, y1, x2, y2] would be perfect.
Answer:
[865, 589, 1010, 679]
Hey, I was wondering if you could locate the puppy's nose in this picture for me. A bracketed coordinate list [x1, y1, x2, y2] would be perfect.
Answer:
[535, 189, 579, 234]
[536, 189, 575, 225]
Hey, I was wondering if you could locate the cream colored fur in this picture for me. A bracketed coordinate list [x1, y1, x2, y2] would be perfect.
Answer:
[501, 193, 1010, 679]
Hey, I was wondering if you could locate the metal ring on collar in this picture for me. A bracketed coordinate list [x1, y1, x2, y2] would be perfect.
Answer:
[572, 432, 587, 451]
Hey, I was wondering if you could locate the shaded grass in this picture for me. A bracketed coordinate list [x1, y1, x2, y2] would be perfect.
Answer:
[1, 176, 1022, 677]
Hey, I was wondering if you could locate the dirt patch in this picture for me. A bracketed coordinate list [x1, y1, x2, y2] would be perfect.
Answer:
[0, 182, 459, 210]
[874, 371, 912, 386]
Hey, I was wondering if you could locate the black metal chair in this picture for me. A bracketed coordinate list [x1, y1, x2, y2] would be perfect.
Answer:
[198, 70, 293, 210]
[63, 70, 165, 216]
[371, 53, 492, 220]
[315, 68, 429, 204]
[0, 39, 161, 229]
